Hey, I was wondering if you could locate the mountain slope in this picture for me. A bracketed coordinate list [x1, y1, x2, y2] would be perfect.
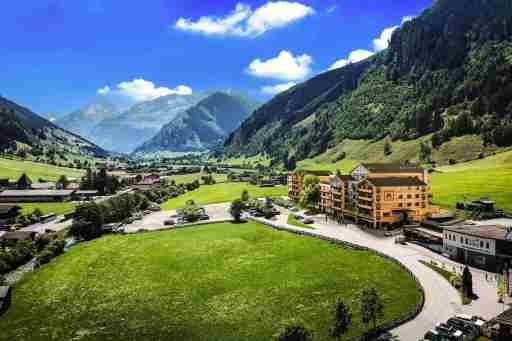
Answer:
[0, 96, 108, 157]
[56, 98, 120, 141]
[134, 92, 259, 154]
[224, 0, 512, 164]
[90, 93, 206, 153]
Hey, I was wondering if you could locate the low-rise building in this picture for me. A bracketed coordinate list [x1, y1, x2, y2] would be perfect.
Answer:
[0, 190, 76, 203]
[443, 224, 512, 272]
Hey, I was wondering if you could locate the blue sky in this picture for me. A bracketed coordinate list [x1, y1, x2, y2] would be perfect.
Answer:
[0, 0, 432, 117]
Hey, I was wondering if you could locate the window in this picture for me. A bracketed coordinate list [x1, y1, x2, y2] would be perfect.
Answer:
[480, 241, 484, 248]
[416, 194, 420, 198]
[486, 242, 490, 249]
[398, 195, 403, 199]
[398, 203, 403, 207]
[415, 202, 420, 206]
[407, 194, 412, 199]
[407, 203, 412, 207]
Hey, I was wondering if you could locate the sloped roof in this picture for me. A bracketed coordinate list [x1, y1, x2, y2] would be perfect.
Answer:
[366, 177, 427, 187]
[361, 162, 424, 174]
[0, 190, 75, 197]
[444, 225, 511, 241]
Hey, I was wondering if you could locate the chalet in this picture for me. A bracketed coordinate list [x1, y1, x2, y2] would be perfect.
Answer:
[0, 190, 75, 203]
[16, 174, 32, 190]
[0, 231, 38, 247]
[0, 286, 12, 316]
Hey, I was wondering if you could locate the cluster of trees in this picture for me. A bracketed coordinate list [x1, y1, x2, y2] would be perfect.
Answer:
[0, 234, 65, 274]
[80, 169, 121, 196]
[15, 208, 44, 228]
[275, 287, 385, 341]
[70, 180, 199, 240]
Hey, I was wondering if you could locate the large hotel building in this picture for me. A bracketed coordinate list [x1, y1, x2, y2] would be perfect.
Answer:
[288, 163, 440, 229]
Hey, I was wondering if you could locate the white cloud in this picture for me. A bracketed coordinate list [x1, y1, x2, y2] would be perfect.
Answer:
[373, 16, 416, 51]
[328, 49, 374, 70]
[98, 79, 192, 102]
[261, 82, 296, 95]
[247, 50, 313, 81]
[175, 1, 315, 38]
[97, 86, 111, 95]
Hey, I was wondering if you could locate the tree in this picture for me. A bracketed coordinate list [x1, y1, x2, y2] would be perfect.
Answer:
[241, 189, 250, 203]
[360, 288, 384, 331]
[230, 199, 244, 223]
[330, 299, 352, 341]
[384, 139, 392, 156]
[32, 208, 43, 218]
[419, 142, 432, 162]
[275, 323, 313, 341]
[57, 175, 69, 189]
[462, 266, 473, 298]
[300, 175, 320, 210]
[70, 202, 105, 240]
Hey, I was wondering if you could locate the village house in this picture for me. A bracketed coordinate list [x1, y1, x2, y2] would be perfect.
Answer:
[290, 162, 440, 229]
[443, 224, 512, 272]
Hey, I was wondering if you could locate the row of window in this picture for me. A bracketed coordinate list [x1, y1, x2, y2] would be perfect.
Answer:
[446, 233, 490, 249]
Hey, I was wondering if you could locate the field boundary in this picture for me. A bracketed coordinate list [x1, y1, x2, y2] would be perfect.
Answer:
[250, 217, 426, 339]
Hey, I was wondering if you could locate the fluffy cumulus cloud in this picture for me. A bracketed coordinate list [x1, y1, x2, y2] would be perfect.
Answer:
[247, 50, 313, 81]
[328, 49, 374, 70]
[373, 16, 416, 51]
[175, 1, 315, 38]
[97, 79, 192, 102]
[261, 82, 296, 95]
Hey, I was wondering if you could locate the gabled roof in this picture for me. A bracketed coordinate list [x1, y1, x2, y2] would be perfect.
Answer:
[360, 162, 424, 174]
[366, 177, 427, 187]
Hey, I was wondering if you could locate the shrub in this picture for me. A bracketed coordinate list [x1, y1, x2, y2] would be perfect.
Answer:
[37, 249, 55, 265]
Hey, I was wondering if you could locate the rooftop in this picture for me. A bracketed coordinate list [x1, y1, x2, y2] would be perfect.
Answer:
[444, 225, 512, 241]
[297, 170, 332, 176]
[361, 162, 424, 174]
[493, 307, 512, 326]
[366, 177, 427, 187]
[0, 205, 21, 215]
[0, 190, 75, 197]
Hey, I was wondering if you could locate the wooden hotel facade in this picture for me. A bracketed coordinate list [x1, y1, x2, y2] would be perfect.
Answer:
[290, 163, 440, 229]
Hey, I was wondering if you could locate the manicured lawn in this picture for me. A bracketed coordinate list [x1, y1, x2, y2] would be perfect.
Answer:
[0, 222, 422, 341]
[0, 157, 84, 182]
[287, 214, 313, 229]
[18, 202, 76, 216]
[161, 183, 288, 210]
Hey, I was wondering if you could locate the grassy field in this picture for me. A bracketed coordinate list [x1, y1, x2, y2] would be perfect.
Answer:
[163, 173, 227, 184]
[431, 150, 512, 211]
[161, 183, 287, 210]
[0, 158, 84, 182]
[0, 222, 422, 340]
[18, 202, 76, 216]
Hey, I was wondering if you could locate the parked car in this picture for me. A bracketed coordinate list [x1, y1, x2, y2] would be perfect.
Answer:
[144, 210, 152, 215]
[164, 220, 176, 226]
[294, 214, 304, 220]
[199, 214, 210, 221]
[303, 218, 314, 224]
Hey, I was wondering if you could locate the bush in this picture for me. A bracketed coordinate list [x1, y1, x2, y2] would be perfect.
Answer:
[37, 249, 55, 265]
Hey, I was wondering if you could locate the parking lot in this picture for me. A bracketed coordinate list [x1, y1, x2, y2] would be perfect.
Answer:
[123, 203, 231, 233]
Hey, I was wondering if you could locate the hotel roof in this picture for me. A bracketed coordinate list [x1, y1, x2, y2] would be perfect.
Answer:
[361, 162, 424, 174]
[366, 177, 427, 187]
[444, 225, 512, 241]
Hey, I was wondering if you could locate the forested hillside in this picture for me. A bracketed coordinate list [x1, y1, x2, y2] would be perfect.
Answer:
[224, 0, 512, 165]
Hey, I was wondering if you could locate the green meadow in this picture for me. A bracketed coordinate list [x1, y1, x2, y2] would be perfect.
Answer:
[0, 222, 421, 341]
[0, 157, 84, 182]
[161, 182, 287, 210]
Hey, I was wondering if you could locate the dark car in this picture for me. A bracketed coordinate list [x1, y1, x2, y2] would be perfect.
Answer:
[303, 218, 314, 224]
[294, 214, 304, 220]
[199, 215, 210, 221]
[164, 219, 176, 226]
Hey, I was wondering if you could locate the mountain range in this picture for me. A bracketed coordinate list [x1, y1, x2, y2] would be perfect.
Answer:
[224, 0, 512, 165]
[0, 96, 107, 158]
[133, 92, 259, 155]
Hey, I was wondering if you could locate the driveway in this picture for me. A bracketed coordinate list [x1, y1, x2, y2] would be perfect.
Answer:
[254, 209, 505, 341]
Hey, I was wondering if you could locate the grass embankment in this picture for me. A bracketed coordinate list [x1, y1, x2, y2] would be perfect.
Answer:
[161, 183, 287, 210]
[0, 222, 422, 340]
[419, 260, 471, 305]
[0, 157, 84, 182]
[19, 202, 76, 216]
[287, 214, 314, 229]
